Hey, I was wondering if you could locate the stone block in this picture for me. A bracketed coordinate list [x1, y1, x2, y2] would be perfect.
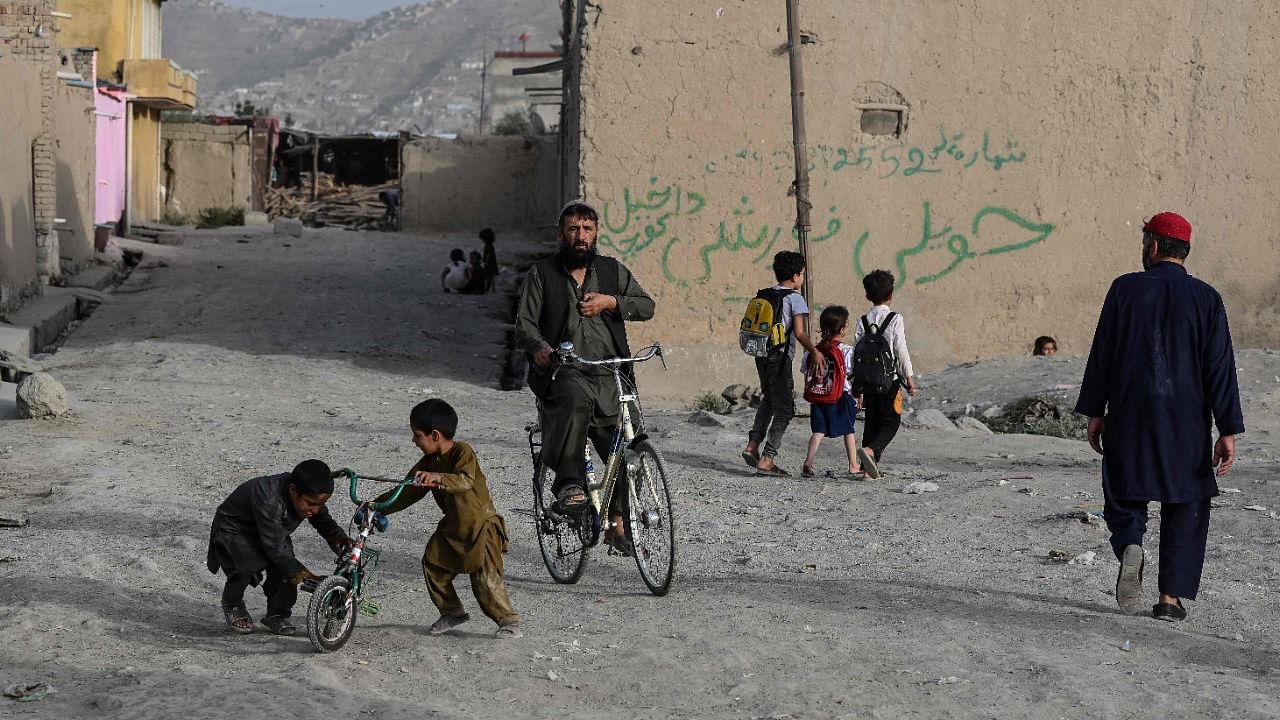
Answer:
[63, 265, 114, 291]
[0, 323, 32, 358]
[273, 217, 304, 237]
[3, 288, 77, 353]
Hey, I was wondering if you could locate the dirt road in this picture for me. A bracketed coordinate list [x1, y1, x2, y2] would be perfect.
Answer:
[0, 228, 1276, 719]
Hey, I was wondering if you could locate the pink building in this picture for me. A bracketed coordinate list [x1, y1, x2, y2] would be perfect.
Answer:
[95, 87, 128, 227]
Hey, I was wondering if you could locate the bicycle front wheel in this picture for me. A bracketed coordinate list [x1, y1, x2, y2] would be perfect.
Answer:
[627, 440, 676, 595]
[306, 574, 358, 653]
[533, 460, 590, 584]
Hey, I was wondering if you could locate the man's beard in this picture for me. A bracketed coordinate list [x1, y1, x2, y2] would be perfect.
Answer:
[558, 242, 598, 269]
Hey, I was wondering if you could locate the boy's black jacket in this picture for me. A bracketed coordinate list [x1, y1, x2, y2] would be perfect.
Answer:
[206, 473, 345, 581]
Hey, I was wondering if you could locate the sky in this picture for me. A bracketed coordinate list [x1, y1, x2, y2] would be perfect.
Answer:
[219, 0, 410, 20]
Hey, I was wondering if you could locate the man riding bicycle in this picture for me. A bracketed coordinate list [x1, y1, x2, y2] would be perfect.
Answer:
[515, 200, 656, 545]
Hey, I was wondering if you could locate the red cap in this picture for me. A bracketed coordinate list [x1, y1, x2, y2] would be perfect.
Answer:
[1143, 212, 1192, 243]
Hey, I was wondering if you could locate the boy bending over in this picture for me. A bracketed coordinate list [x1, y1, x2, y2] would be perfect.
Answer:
[206, 459, 352, 635]
[375, 399, 522, 639]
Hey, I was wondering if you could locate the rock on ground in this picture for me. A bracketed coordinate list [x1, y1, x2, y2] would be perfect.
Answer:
[15, 372, 68, 419]
[955, 416, 994, 434]
[902, 408, 956, 431]
[687, 409, 729, 427]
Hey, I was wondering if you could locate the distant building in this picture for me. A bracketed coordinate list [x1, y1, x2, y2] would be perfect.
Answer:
[485, 50, 561, 134]
[57, 0, 198, 224]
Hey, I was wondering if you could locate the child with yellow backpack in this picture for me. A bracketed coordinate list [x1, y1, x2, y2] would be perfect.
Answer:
[738, 251, 825, 476]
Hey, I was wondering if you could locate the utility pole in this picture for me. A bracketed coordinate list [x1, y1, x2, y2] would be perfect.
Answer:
[785, 0, 814, 306]
[477, 40, 489, 135]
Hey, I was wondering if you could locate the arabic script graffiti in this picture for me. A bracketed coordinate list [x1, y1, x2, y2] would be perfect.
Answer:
[852, 203, 1056, 288]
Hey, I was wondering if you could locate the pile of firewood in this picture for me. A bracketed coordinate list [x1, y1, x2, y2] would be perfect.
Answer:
[265, 174, 398, 230]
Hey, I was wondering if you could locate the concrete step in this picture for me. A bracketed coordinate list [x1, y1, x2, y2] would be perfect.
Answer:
[2, 289, 78, 354]
[64, 265, 116, 291]
[0, 381, 17, 420]
[0, 323, 31, 358]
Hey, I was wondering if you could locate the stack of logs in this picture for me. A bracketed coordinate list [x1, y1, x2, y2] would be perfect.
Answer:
[265, 173, 397, 230]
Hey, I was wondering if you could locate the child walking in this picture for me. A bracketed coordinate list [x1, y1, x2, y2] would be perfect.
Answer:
[741, 251, 826, 476]
[374, 398, 522, 639]
[800, 306, 863, 478]
[852, 269, 918, 479]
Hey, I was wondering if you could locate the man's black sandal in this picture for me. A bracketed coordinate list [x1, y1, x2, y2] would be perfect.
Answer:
[223, 604, 254, 634]
[555, 484, 589, 513]
[1153, 600, 1187, 622]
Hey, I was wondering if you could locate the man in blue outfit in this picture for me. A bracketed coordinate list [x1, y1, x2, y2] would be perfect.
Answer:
[1076, 211, 1244, 622]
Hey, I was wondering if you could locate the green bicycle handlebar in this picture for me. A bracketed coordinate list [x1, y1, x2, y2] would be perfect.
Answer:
[335, 468, 415, 513]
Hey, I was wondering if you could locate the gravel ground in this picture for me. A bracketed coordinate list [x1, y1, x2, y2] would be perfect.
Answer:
[0, 227, 1276, 719]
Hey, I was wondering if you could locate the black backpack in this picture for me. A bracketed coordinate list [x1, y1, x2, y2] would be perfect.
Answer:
[850, 312, 900, 395]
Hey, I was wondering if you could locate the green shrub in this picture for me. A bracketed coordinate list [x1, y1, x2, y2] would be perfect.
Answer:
[160, 210, 192, 227]
[985, 394, 1088, 440]
[196, 207, 246, 229]
[693, 391, 729, 413]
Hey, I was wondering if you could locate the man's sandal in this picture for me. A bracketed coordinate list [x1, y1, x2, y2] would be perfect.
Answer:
[260, 614, 296, 636]
[495, 622, 523, 639]
[223, 604, 254, 634]
[554, 485, 589, 513]
[428, 612, 471, 636]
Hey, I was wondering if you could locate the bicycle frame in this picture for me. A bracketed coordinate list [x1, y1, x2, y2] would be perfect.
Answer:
[548, 343, 663, 537]
[332, 469, 414, 597]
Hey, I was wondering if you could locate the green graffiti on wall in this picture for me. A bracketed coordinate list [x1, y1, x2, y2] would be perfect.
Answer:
[704, 126, 1026, 183]
[598, 177, 707, 262]
[852, 202, 1056, 288]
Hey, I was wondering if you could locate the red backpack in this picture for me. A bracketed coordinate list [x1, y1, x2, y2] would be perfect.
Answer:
[803, 340, 847, 405]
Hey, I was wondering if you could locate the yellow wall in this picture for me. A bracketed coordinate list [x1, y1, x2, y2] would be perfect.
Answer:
[130, 105, 163, 222]
[56, 0, 160, 81]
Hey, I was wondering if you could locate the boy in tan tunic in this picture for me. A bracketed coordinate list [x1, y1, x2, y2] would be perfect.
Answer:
[376, 398, 522, 639]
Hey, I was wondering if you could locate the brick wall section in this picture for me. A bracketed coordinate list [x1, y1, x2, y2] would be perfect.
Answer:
[1, 1, 59, 285]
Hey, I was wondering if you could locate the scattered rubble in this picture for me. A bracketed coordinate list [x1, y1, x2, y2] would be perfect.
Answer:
[721, 384, 755, 411]
[903, 481, 940, 494]
[983, 395, 1087, 440]
[687, 410, 729, 428]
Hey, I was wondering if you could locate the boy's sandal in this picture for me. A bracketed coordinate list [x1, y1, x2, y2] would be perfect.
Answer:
[223, 604, 254, 635]
[428, 612, 471, 636]
[260, 614, 296, 636]
[495, 622, 523, 639]
[856, 448, 880, 479]
[755, 465, 790, 477]
[554, 485, 589, 513]
[741, 450, 761, 468]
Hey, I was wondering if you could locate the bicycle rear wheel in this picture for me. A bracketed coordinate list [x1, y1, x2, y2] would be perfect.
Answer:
[533, 460, 590, 584]
[626, 440, 676, 595]
[306, 574, 358, 653]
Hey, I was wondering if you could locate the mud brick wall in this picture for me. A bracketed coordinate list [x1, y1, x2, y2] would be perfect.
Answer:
[569, 0, 1280, 402]
[0, 1, 58, 310]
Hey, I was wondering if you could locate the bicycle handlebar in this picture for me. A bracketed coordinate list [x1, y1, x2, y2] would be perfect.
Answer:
[333, 468, 415, 513]
[553, 342, 666, 371]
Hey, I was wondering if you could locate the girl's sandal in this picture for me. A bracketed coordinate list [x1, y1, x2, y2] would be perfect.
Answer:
[801, 465, 816, 478]
[223, 604, 254, 634]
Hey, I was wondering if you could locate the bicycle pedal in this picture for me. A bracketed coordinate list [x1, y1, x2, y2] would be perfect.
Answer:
[358, 600, 380, 616]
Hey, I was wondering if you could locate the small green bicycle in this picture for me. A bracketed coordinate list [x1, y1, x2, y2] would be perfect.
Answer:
[304, 468, 413, 653]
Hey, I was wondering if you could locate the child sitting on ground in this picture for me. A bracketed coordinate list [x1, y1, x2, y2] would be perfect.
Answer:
[206, 459, 352, 636]
[441, 248, 470, 293]
[852, 269, 918, 479]
[800, 306, 863, 478]
[373, 399, 522, 639]
[460, 250, 488, 294]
